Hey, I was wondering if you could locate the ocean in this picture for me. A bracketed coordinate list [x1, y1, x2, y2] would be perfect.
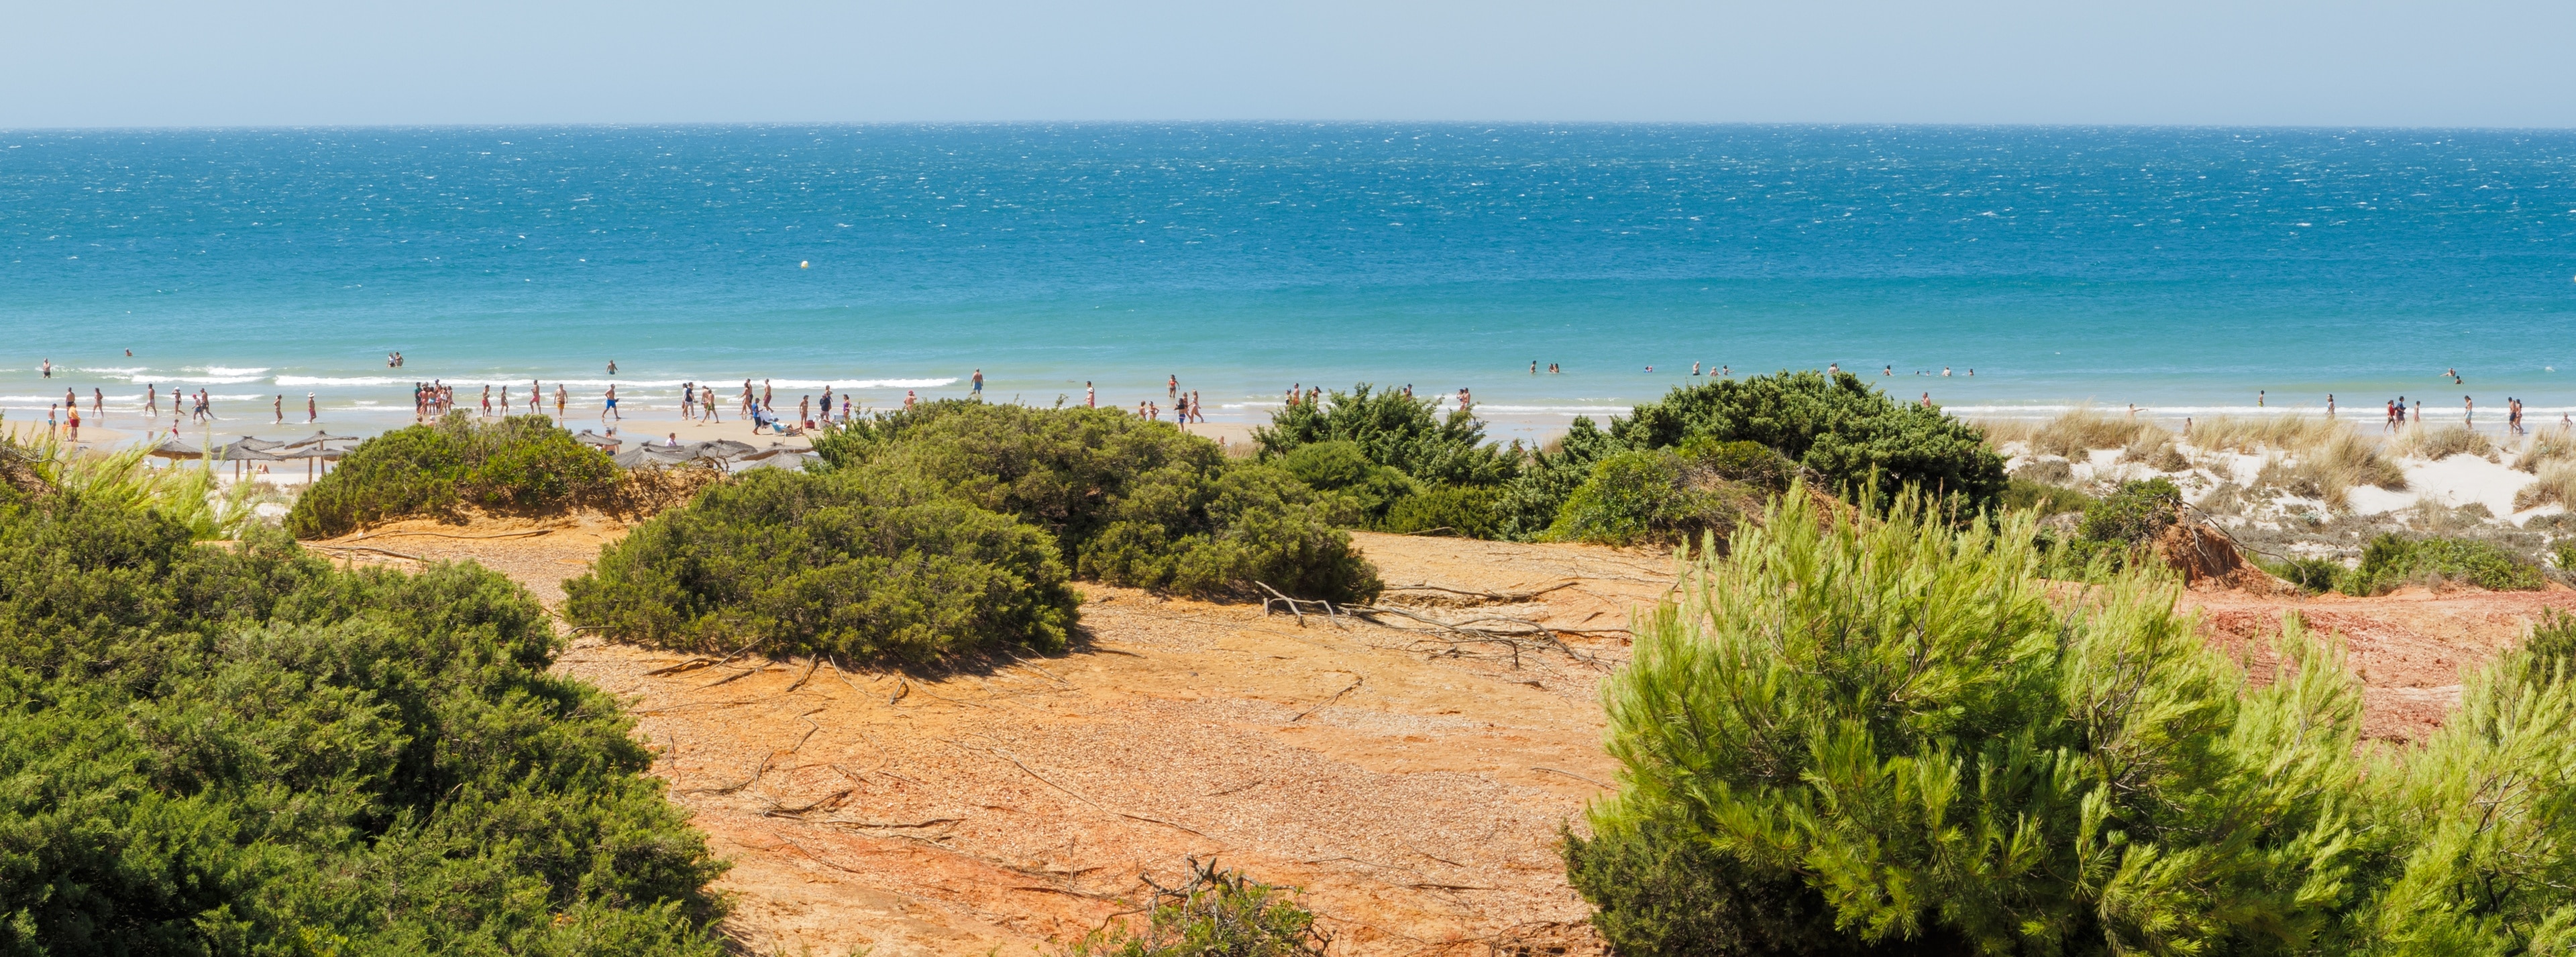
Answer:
[5, 123, 2574, 439]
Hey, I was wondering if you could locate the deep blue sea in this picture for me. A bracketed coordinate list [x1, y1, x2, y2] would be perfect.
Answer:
[5, 123, 2575, 438]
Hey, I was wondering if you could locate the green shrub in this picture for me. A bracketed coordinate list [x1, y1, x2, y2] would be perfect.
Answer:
[1252, 383, 1519, 488]
[0, 492, 726, 954]
[2359, 614, 2576, 953]
[2262, 555, 2347, 594]
[1271, 439, 1417, 524]
[1499, 416, 1629, 540]
[2341, 533, 2546, 596]
[1678, 437, 1799, 492]
[1546, 449, 1759, 548]
[1061, 860, 1327, 956]
[564, 469, 1079, 663]
[803, 401, 1382, 603]
[1564, 818, 1951, 956]
[2078, 477, 2182, 546]
[287, 413, 619, 537]
[1379, 484, 1505, 539]
[1610, 370, 2008, 514]
[2002, 476, 2096, 516]
[1584, 488, 2371, 954]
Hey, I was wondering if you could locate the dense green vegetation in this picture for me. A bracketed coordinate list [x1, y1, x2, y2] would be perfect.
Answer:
[563, 469, 1079, 663]
[572, 402, 1379, 663]
[287, 413, 620, 538]
[2339, 532, 2546, 596]
[1570, 486, 2576, 956]
[1252, 372, 2006, 548]
[1607, 370, 2008, 513]
[0, 484, 727, 953]
[1254, 384, 1519, 488]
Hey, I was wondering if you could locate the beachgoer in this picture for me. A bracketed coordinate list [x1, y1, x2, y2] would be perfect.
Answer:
[555, 384, 568, 419]
[606, 360, 617, 376]
[1692, 361, 1701, 376]
[91, 388, 103, 417]
[1191, 390, 1203, 423]
[972, 370, 983, 397]
[40, 359, 50, 379]
[1829, 363, 1839, 375]
[904, 390, 917, 411]
[480, 385, 492, 417]
[307, 392, 317, 423]
[1967, 369, 1975, 376]
[1921, 392, 1931, 408]
[762, 380, 773, 410]
[146, 384, 157, 416]
[702, 388, 718, 422]
[1721, 365, 1729, 376]
[603, 385, 621, 422]
[818, 385, 831, 423]
[2326, 394, 2334, 418]
[529, 380, 541, 414]
[2465, 396, 2473, 425]
[2184, 417, 2192, 437]
[740, 380, 754, 416]
[1167, 374, 1177, 399]
[1943, 367, 1951, 377]
[2258, 390, 2265, 408]
[1883, 365, 1892, 376]
[1085, 382, 1095, 408]
[682, 383, 696, 420]
[66, 404, 79, 441]
[840, 396, 850, 420]
[799, 395, 810, 427]
[274, 395, 283, 424]
[1532, 361, 1539, 375]
[2385, 400, 2397, 431]
[2414, 400, 2422, 423]
[666, 432, 680, 447]
[47, 405, 58, 435]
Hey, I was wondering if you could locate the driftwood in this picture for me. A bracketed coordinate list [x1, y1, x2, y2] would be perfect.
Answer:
[1254, 581, 1347, 628]
[1344, 603, 1608, 669]
[1381, 579, 1579, 604]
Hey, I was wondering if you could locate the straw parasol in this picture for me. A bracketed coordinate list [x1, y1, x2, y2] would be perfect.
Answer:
[278, 431, 358, 449]
[145, 437, 205, 462]
[217, 442, 280, 480]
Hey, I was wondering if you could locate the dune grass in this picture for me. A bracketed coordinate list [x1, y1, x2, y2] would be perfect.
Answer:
[2514, 461, 2576, 512]
[2389, 423, 2496, 461]
[2515, 427, 2576, 473]
[2183, 414, 2345, 454]
[1973, 418, 2041, 450]
[2027, 407, 2164, 458]
[2256, 432, 2411, 512]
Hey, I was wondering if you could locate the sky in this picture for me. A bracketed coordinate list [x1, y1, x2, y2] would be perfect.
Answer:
[0, 0, 2569, 128]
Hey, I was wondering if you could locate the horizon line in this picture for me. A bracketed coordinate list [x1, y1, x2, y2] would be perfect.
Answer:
[8, 119, 2576, 135]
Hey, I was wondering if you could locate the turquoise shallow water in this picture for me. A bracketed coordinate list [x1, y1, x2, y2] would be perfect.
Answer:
[5, 123, 2575, 438]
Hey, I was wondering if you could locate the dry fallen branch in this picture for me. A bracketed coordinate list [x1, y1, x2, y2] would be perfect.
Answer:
[1345, 604, 1607, 669]
[680, 752, 773, 795]
[643, 657, 717, 676]
[784, 656, 821, 693]
[1290, 675, 1364, 722]
[348, 528, 553, 541]
[1529, 765, 1613, 788]
[694, 665, 767, 689]
[761, 787, 853, 818]
[1382, 579, 1579, 604]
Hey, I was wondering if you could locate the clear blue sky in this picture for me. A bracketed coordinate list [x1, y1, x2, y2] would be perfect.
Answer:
[3, 0, 2569, 128]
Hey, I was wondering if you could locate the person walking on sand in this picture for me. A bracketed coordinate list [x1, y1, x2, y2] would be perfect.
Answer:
[2465, 395, 2473, 426]
[1085, 382, 1095, 408]
[799, 394, 810, 427]
[66, 402, 80, 441]
[529, 380, 541, 414]
[307, 392, 317, 423]
[970, 371, 983, 398]
[146, 384, 158, 417]
[480, 385, 492, 417]
[739, 380, 754, 416]
[91, 388, 103, 419]
[840, 395, 851, 420]
[274, 395, 283, 425]
[762, 380, 773, 410]
[602, 384, 621, 423]
[2327, 394, 2335, 418]
[555, 384, 568, 419]
[1167, 374, 1177, 400]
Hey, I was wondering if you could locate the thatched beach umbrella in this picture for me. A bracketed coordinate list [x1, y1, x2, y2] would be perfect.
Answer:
[145, 437, 205, 463]
[278, 431, 357, 450]
[217, 443, 279, 480]
[574, 430, 622, 453]
[273, 443, 346, 480]
[227, 436, 286, 452]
